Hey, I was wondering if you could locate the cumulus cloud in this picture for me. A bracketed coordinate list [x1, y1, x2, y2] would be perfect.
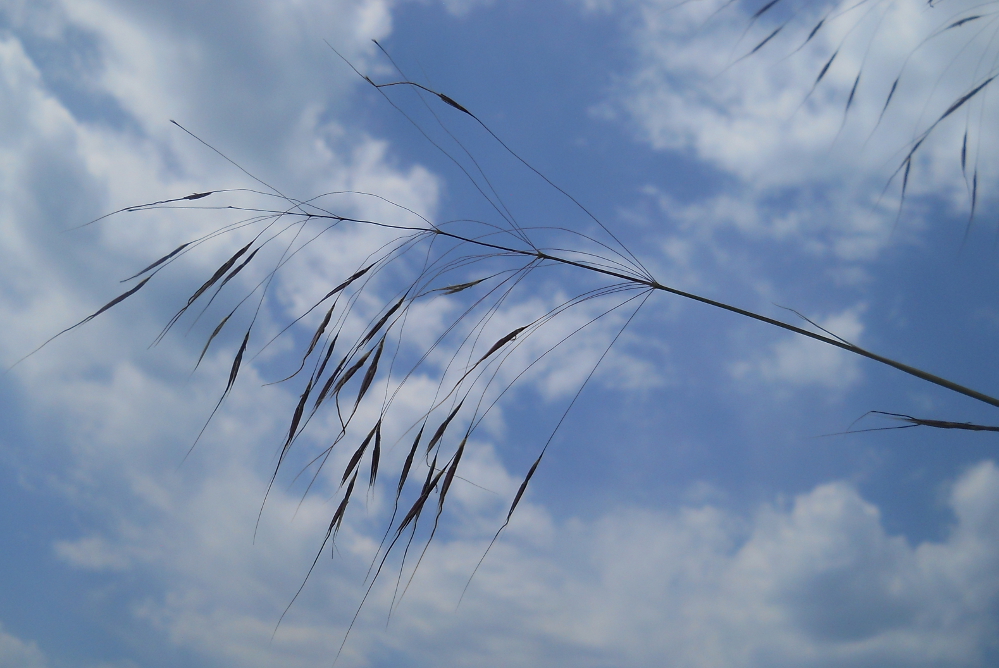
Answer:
[47, 438, 999, 667]
[732, 307, 865, 389]
[599, 0, 996, 259]
[0, 2, 671, 667]
[398, 460, 999, 667]
[0, 625, 47, 668]
[6, 1, 996, 667]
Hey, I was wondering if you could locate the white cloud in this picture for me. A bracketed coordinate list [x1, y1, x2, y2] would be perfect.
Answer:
[47, 453, 999, 667]
[439, 0, 496, 17]
[0, 624, 47, 668]
[6, 1, 997, 667]
[732, 307, 865, 390]
[599, 0, 996, 259]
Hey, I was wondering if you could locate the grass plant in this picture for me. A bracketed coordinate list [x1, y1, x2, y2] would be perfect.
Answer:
[14, 0, 999, 656]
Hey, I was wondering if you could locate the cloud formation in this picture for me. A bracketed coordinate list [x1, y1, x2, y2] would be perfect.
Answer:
[602, 0, 998, 259]
[4, 1, 998, 666]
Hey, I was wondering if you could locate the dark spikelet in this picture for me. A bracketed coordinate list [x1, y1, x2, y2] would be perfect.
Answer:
[11, 275, 155, 366]
[320, 263, 375, 302]
[155, 242, 254, 344]
[426, 400, 464, 455]
[218, 247, 259, 290]
[397, 426, 424, 498]
[946, 15, 982, 30]
[970, 169, 978, 223]
[751, 0, 780, 20]
[814, 49, 838, 87]
[354, 337, 385, 411]
[422, 455, 439, 496]
[937, 77, 996, 124]
[438, 93, 471, 115]
[506, 454, 542, 522]
[804, 18, 824, 45]
[845, 73, 860, 115]
[314, 349, 358, 409]
[87, 276, 153, 325]
[437, 434, 467, 512]
[186, 241, 254, 308]
[749, 26, 782, 55]
[440, 278, 486, 295]
[477, 325, 528, 365]
[281, 378, 314, 458]
[329, 348, 373, 402]
[872, 411, 999, 432]
[343, 421, 379, 484]
[308, 305, 336, 359]
[879, 77, 899, 122]
[122, 242, 190, 281]
[329, 470, 358, 545]
[269, 303, 336, 386]
[226, 330, 251, 395]
[314, 333, 339, 381]
[396, 466, 446, 537]
[369, 421, 381, 488]
[194, 307, 236, 372]
[900, 157, 912, 204]
[961, 130, 968, 174]
[361, 297, 405, 346]
[182, 327, 251, 462]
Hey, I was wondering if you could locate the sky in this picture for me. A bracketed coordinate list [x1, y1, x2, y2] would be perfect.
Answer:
[3, 0, 999, 666]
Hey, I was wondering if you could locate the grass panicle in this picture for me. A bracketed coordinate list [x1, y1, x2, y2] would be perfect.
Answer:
[38, 11, 999, 658]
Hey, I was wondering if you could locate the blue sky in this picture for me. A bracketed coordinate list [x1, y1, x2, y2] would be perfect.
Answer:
[3, 0, 999, 666]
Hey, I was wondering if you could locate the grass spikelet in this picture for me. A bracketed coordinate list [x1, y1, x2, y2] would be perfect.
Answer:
[314, 333, 339, 382]
[280, 378, 314, 459]
[268, 303, 336, 386]
[369, 421, 381, 488]
[183, 328, 251, 462]
[506, 453, 542, 522]
[877, 77, 899, 125]
[476, 325, 527, 365]
[10, 276, 153, 368]
[397, 426, 423, 499]
[870, 411, 999, 432]
[342, 422, 379, 484]
[396, 465, 446, 537]
[155, 240, 254, 344]
[225, 330, 251, 396]
[329, 470, 358, 545]
[353, 337, 385, 411]
[945, 15, 982, 31]
[188, 241, 254, 307]
[425, 400, 464, 455]
[814, 49, 838, 88]
[437, 93, 471, 115]
[751, 0, 781, 21]
[961, 130, 968, 175]
[845, 73, 860, 116]
[321, 263, 375, 302]
[437, 433, 467, 512]
[804, 18, 825, 45]
[122, 242, 190, 282]
[749, 26, 783, 55]
[936, 76, 996, 125]
[438, 278, 486, 295]
[361, 297, 405, 346]
[194, 307, 236, 372]
[328, 347, 373, 404]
